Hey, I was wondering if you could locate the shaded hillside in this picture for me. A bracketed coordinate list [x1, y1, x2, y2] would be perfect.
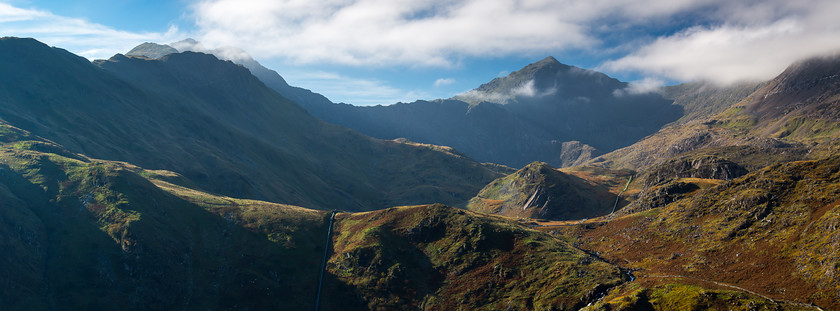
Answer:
[322, 204, 626, 310]
[126, 40, 338, 120]
[0, 37, 501, 211]
[468, 162, 632, 220]
[567, 155, 840, 310]
[0, 122, 329, 310]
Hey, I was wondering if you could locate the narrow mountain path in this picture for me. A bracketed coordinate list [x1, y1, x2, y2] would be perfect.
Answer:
[314, 211, 337, 311]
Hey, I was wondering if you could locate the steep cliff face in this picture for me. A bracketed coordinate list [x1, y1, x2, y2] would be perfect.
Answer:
[643, 155, 749, 187]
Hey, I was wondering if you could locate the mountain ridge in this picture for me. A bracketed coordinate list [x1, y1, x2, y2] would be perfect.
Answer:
[124, 41, 681, 168]
[0, 37, 502, 211]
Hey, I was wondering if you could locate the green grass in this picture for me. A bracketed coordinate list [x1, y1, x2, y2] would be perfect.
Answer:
[587, 282, 817, 311]
[0, 130, 331, 310]
[325, 204, 625, 310]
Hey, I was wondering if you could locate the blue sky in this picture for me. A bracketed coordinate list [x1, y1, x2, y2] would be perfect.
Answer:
[3, 0, 840, 106]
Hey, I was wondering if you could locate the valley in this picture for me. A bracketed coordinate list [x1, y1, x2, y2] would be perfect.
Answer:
[1, 36, 839, 310]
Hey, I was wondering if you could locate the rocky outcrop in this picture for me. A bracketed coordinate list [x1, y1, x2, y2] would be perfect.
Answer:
[644, 155, 748, 187]
[467, 162, 619, 220]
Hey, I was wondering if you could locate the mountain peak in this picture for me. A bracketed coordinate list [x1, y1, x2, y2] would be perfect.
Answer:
[521, 161, 555, 174]
[126, 42, 178, 59]
[535, 56, 561, 66]
[519, 56, 568, 73]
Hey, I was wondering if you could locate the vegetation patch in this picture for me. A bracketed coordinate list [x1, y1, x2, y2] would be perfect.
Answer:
[324, 204, 625, 310]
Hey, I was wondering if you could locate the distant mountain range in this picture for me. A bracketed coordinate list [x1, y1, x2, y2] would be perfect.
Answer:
[127, 42, 682, 168]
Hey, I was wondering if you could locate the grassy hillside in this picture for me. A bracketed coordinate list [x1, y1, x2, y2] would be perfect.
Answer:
[567, 155, 840, 309]
[322, 204, 626, 310]
[0, 122, 330, 310]
[0, 120, 629, 310]
[584, 281, 819, 310]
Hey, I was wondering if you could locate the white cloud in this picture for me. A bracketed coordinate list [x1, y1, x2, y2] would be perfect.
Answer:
[455, 89, 509, 104]
[0, 3, 184, 60]
[511, 80, 537, 97]
[3, 0, 839, 103]
[0, 3, 47, 22]
[190, 0, 840, 86]
[613, 77, 665, 96]
[191, 0, 596, 67]
[434, 78, 455, 87]
[455, 79, 556, 104]
[598, 0, 840, 85]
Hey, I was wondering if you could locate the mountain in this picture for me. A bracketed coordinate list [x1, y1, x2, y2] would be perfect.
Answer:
[127, 40, 338, 115]
[573, 154, 840, 310]
[322, 204, 626, 310]
[128, 41, 683, 168]
[467, 162, 632, 220]
[4, 36, 840, 310]
[0, 37, 502, 211]
[735, 53, 840, 141]
[0, 121, 330, 310]
[297, 57, 682, 168]
[592, 54, 840, 174]
[0, 117, 628, 310]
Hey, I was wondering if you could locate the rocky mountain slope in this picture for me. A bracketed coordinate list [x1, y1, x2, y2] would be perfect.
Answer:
[567, 154, 840, 310]
[322, 204, 626, 310]
[467, 162, 632, 220]
[594, 54, 840, 174]
[0, 37, 502, 211]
